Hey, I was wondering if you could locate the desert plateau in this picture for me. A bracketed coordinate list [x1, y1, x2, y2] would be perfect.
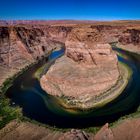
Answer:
[0, 20, 140, 140]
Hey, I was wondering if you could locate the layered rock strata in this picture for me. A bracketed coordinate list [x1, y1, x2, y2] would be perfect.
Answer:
[118, 28, 140, 53]
[40, 27, 120, 108]
[1, 22, 140, 83]
[1, 22, 139, 108]
[0, 26, 67, 85]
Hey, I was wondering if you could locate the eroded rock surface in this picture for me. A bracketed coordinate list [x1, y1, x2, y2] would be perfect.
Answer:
[59, 129, 92, 140]
[1, 21, 140, 86]
[39, 22, 140, 108]
[94, 123, 114, 140]
[1, 118, 140, 140]
[40, 26, 120, 108]
[118, 28, 140, 53]
[0, 25, 66, 85]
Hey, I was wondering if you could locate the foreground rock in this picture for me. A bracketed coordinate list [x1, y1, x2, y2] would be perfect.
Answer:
[94, 118, 140, 140]
[0, 120, 94, 140]
[59, 129, 92, 140]
[94, 123, 114, 140]
[1, 118, 140, 140]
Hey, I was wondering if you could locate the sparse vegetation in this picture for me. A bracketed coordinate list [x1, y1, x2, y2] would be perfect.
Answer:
[0, 48, 65, 130]
[0, 51, 52, 129]
[0, 96, 22, 129]
[82, 126, 101, 134]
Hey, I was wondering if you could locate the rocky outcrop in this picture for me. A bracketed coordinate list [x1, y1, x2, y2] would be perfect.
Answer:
[0, 26, 65, 69]
[65, 27, 118, 66]
[0, 120, 93, 140]
[40, 25, 120, 108]
[119, 29, 140, 45]
[1, 21, 140, 105]
[117, 28, 140, 53]
[0, 22, 140, 71]
[94, 123, 114, 140]
[39, 23, 140, 109]
[59, 129, 92, 140]
[47, 26, 72, 42]
[94, 118, 140, 140]
[2, 118, 140, 140]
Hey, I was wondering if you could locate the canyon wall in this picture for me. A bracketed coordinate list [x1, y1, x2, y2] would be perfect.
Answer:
[118, 28, 140, 52]
[1, 22, 140, 71]
[40, 22, 140, 108]
[0, 21, 140, 95]
[0, 25, 69, 85]
[0, 26, 70, 69]
[1, 21, 140, 102]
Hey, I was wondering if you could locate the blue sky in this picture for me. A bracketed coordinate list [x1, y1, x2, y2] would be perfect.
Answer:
[0, 0, 140, 20]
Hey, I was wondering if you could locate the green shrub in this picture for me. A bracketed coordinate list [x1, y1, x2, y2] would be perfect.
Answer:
[0, 96, 22, 128]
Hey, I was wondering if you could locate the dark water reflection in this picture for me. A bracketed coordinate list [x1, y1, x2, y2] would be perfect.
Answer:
[5, 48, 140, 128]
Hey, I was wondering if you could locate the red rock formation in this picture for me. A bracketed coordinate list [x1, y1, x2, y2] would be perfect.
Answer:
[0, 26, 66, 69]
[1, 21, 140, 71]
[0, 25, 66, 85]
[94, 123, 114, 140]
[65, 27, 118, 66]
[2, 118, 140, 140]
[40, 26, 120, 108]
[119, 29, 140, 45]
[38, 23, 140, 108]
[1, 21, 140, 104]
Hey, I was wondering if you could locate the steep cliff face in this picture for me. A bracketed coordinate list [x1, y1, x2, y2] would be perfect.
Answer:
[47, 26, 72, 42]
[0, 26, 67, 69]
[0, 25, 67, 85]
[119, 29, 140, 45]
[65, 27, 118, 66]
[117, 28, 140, 53]
[0, 27, 33, 69]
[0, 23, 140, 70]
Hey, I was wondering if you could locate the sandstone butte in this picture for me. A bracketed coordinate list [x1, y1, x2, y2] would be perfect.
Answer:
[1, 20, 140, 140]
[40, 27, 129, 109]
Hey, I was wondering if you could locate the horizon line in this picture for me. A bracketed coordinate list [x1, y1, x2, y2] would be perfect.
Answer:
[0, 19, 140, 21]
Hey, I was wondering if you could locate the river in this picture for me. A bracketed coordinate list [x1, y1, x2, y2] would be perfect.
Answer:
[5, 47, 140, 128]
